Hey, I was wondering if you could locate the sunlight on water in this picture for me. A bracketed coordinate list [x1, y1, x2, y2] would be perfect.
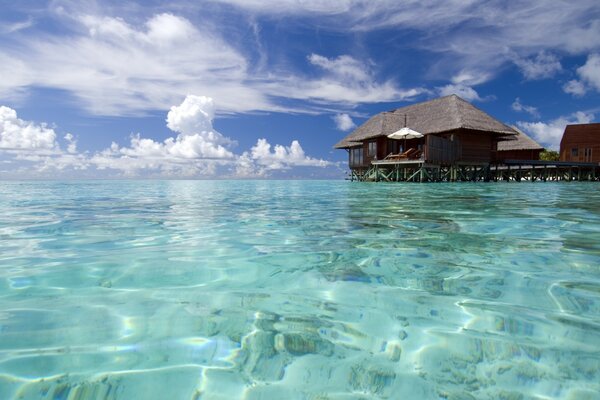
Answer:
[0, 180, 599, 399]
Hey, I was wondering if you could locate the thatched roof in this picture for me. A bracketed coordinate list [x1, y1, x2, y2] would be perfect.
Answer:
[497, 127, 544, 151]
[334, 94, 517, 149]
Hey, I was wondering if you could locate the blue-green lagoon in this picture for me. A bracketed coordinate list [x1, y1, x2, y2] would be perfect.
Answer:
[0, 181, 599, 399]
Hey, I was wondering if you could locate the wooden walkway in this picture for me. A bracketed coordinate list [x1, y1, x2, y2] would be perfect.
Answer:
[350, 160, 600, 182]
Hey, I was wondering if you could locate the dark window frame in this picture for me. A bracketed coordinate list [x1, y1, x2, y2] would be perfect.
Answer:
[368, 141, 377, 157]
[350, 147, 363, 166]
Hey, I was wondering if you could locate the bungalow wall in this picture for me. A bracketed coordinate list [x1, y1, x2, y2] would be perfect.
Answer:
[457, 130, 494, 163]
[439, 129, 495, 164]
[560, 124, 600, 163]
[348, 129, 498, 169]
[424, 134, 460, 165]
[358, 136, 411, 166]
[348, 137, 389, 168]
[560, 144, 600, 163]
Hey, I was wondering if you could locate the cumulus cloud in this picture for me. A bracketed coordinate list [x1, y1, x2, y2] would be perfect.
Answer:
[577, 54, 600, 91]
[562, 54, 600, 97]
[0, 96, 333, 178]
[0, 106, 90, 176]
[86, 95, 238, 175]
[514, 51, 562, 80]
[517, 111, 595, 150]
[236, 138, 331, 177]
[563, 79, 587, 96]
[0, 106, 59, 151]
[511, 98, 540, 118]
[577, 53, 600, 91]
[64, 133, 77, 154]
[333, 113, 356, 131]
[165, 95, 236, 157]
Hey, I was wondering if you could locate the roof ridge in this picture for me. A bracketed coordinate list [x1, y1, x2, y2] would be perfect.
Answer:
[449, 95, 463, 128]
[566, 122, 600, 127]
[391, 94, 459, 113]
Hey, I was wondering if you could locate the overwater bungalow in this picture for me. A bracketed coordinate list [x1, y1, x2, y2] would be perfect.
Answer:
[495, 127, 544, 162]
[560, 123, 600, 163]
[334, 95, 518, 181]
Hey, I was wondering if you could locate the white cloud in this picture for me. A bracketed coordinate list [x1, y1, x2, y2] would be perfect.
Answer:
[4, 2, 595, 116]
[333, 113, 356, 131]
[450, 70, 490, 86]
[0, 96, 333, 178]
[0, 106, 59, 151]
[208, 0, 600, 83]
[0, 11, 420, 116]
[436, 71, 492, 101]
[235, 138, 332, 177]
[251, 138, 330, 168]
[563, 79, 587, 96]
[87, 95, 237, 175]
[511, 98, 539, 118]
[309, 54, 371, 83]
[0, 18, 34, 34]
[288, 54, 423, 104]
[517, 111, 595, 150]
[0, 106, 90, 175]
[167, 95, 216, 135]
[514, 51, 562, 80]
[438, 84, 482, 102]
[64, 133, 77, 154]
[562, 54, 600, 97]
[0, 12, 267, 115]
[577, 53, 600, 91]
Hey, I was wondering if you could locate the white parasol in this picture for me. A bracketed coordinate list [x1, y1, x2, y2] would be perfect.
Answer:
[387, 127, 423, 153]
[387, 127, 424, 140]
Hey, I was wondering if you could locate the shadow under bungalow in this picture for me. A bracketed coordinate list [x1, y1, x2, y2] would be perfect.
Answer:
[335, 95, 599, 182]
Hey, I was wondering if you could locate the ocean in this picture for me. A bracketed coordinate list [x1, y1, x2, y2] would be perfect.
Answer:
[0, 180, 599, 399]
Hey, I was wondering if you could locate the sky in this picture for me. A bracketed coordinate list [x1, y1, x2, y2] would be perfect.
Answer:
[1, 0, 599, 179]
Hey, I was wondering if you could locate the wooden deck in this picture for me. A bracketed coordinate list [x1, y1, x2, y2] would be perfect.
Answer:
[350, 160, 600, 182]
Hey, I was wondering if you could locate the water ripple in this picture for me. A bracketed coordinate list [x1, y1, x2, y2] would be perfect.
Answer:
[0, 180, 599, 399]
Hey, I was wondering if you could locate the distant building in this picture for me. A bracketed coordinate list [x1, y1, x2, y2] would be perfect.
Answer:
[334, 94, 517, 170]
[495, 127, 544, 161]
[560, 123, 600, 163]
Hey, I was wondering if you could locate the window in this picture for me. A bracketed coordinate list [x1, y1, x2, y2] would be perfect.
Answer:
[387, 139, 399, 155]
[350, 147, 363, 166]
[368, 141, 377, 157]
[571, 148, 579, 157]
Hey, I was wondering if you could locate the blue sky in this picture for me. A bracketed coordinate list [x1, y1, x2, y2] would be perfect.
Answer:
[1, 0, 599, 178]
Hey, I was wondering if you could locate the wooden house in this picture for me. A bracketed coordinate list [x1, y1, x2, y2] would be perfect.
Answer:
[495, 127, 544, 161]
[334, 95, 517, 171]
[559, 123, 600, 163]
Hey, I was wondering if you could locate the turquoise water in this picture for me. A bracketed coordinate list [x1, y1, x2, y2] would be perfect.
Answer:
[0, 181, 599, 399]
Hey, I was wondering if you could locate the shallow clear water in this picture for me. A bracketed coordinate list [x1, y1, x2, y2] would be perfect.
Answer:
[0, 180, 599, 399]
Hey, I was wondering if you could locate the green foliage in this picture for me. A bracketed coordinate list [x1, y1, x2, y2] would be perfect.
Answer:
[540, 150, 559, 161]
